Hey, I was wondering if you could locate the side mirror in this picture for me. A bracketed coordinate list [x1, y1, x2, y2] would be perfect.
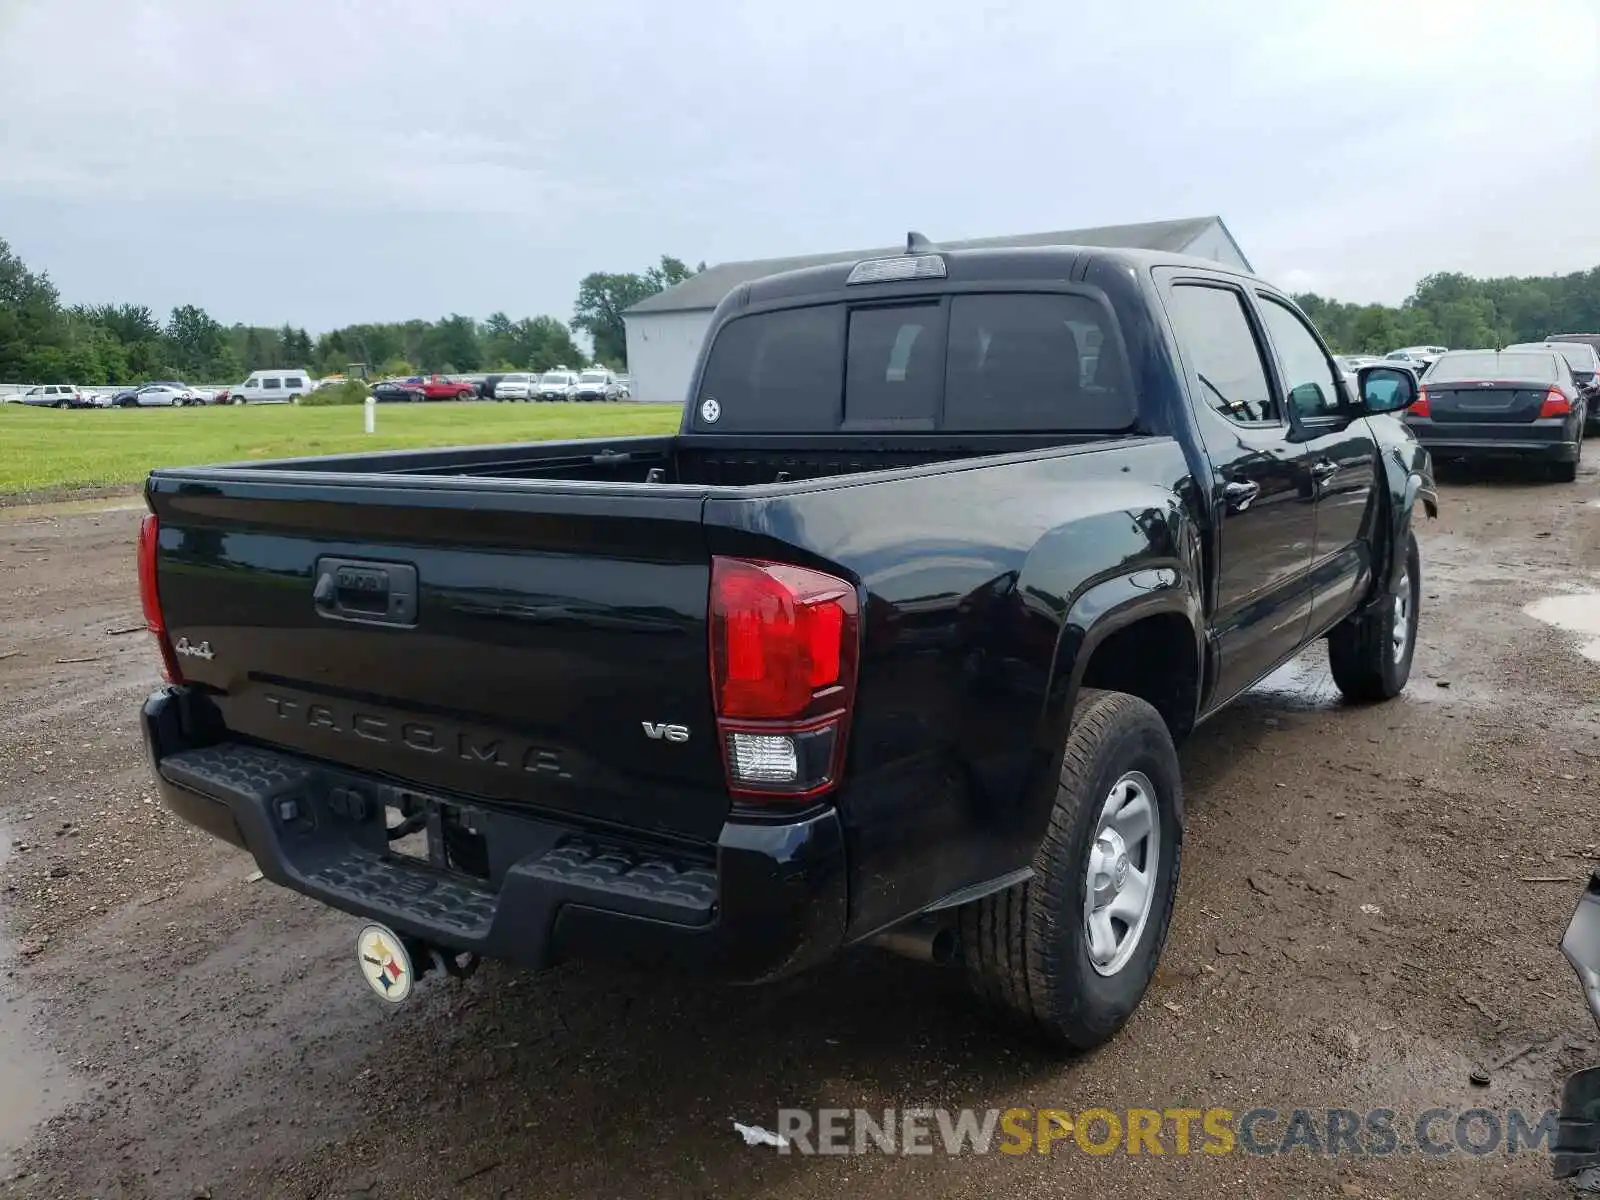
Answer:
[1357, 365, 1417, 414]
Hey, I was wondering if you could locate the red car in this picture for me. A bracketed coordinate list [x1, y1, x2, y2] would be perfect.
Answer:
[415, 375, 476, 401]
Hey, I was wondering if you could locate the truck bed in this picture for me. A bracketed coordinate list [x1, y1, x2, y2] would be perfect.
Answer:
[176, 432, 1106, 490]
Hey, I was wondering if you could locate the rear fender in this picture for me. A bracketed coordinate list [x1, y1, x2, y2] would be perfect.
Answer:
[1050, 573, 1204, 745]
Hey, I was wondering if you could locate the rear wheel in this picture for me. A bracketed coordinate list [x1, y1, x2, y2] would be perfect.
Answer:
[959, 689, 1182, 1052]
[172, 397, 185, 407]
[54, 399, 68, 409]
[1552, 435, 1581, 483]
[1329, 530, 1419, 701]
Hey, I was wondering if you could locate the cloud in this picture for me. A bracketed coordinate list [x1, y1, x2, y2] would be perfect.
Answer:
[1, 0, 1595, 327]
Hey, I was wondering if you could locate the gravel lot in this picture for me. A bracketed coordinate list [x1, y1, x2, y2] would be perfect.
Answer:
[1, 462, 1598, 1199]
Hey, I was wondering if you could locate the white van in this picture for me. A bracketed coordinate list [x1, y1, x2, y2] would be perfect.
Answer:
[229, 369, 315, 404]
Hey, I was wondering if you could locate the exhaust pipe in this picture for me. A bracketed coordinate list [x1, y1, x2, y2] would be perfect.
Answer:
[869, 918, 960, 966]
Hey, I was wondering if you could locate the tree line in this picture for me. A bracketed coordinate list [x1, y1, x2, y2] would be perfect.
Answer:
[1292, 267, 1600, 355]
[0, 238, 704, 384]
[6, 231, 1598, 385]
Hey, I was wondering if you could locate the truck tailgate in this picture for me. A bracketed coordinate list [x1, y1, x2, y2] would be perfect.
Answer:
[147, 480, 728, 843]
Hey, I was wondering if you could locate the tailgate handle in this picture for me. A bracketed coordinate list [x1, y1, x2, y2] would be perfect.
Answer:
[312, 557, 419, 627]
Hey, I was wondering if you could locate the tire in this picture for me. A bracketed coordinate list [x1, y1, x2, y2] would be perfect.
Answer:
[172, 397, 185, 407]
[1552, 434, 1581, 483]
[233, 397, 245, 405]
[959, 688, 1183, 1052]
[1328, 530, 1419, 702]
[54, 399, 68, 409]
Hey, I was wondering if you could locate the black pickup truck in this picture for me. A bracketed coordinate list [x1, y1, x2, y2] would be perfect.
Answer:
[137, 239, 1436, 1050]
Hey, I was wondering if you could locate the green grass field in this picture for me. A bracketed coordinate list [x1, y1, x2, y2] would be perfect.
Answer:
[0, 401, 683, 496]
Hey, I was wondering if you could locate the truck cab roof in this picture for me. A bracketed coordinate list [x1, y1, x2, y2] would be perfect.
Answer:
[729, 244, 1258, 314]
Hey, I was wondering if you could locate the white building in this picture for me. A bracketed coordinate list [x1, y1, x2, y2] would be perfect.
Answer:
[621, 215, 1251, 405]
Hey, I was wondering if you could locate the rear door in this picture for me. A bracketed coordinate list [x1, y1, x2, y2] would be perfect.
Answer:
[1157, 272, 1316, 704]
[149, 483, 730, 842]
[1253, 291, 1377, 633]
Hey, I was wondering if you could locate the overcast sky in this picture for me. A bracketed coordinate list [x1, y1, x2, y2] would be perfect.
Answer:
[2, 0, 1596, 332]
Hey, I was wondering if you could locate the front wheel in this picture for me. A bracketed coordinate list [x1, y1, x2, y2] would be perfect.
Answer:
[959, 688, 1182, 1052]
[172, 397, 185, 407]
[1328, 530, 1419, 701]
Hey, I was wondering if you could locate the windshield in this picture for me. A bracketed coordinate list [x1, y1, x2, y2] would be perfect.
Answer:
[1426, 351, 1560, 383]
[579, 373, 607, 383]
[540, 373, 572, 384]
[502, 373, 530, 382]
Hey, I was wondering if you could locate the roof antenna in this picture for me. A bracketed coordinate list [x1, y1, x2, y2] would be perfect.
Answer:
[906, 230, 936, 254]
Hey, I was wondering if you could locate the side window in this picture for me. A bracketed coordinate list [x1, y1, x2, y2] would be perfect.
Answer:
[1257, 296, 1342, 418]
[1165, 284, 1279, 426]
[263, 377, 282, 389]
[284, 377, 304, 388]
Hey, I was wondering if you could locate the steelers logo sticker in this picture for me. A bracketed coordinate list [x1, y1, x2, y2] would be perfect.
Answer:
[700, 397, 721, 424]
[357, 923, 414, 1004]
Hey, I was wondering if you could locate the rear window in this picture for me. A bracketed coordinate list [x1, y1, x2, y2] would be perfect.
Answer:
[1426, 352, 1559, 383]
[693, 292, 1134, 433]
[1506, 343, 1598, 373]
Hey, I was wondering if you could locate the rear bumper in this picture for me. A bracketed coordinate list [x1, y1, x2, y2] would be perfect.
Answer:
[141, 687, 848, 984]
[1407, 417, 1581, 462]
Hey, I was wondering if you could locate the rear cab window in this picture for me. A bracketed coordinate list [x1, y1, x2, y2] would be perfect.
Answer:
[692, 291, 1136, 434]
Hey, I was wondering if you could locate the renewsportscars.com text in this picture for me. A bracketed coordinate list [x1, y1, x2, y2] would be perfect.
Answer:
[772, 1106, 1558, 1157]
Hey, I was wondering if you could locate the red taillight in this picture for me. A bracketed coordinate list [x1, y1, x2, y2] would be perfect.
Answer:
[1540, 388, 1571, 418]
[709, 557, 859, 801]
[138, 513, 182, 684]
[1410, 387, 1431, 418]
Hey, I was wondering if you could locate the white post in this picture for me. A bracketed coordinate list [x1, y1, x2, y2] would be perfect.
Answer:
[364, 395, 376, 434]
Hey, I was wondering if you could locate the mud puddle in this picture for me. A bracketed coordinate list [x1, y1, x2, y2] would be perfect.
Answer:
[1525, 594, 1600, 664]
[0, 828, 80, 1177]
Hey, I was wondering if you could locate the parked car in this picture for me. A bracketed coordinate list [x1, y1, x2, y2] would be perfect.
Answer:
[226, 370, 315, 404]
[135, 241, 1435, 1051]
[613, 374, 632, 400]
[1410, 349, 1586, 480]
[417, 374, 477, 401]
[535, 370, 579, 401]
[570, 370, 618, 402]
[1505, 340, 1600, 432]
[1386, 344, 1448, 367]
[476, 375, 504, 401]
[492, 373, 536, 401]
[120, 382, 199, 408]
[16, 384, 90, 409]
[370, 381, 426, 403]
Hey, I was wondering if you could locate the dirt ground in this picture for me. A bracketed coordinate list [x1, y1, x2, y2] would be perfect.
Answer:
[1, 462, 1598, 1200]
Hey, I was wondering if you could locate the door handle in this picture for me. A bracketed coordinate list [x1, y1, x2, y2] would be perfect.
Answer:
[1311, 458, 1339, 480]
[1223, 480, 1260, 512]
